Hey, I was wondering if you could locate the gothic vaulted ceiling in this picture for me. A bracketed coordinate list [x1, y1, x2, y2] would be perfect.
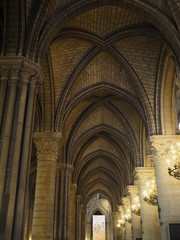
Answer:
[1, 0, 180, 210]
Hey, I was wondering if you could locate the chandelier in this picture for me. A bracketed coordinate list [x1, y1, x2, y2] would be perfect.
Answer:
[117, 215, 125, 227]
[166, 143, 180, 180]
[117, 221, 121, 228]
[124, 209, 132, 223]
[143, 180, 158, 206]
[131, 196, 140, 216]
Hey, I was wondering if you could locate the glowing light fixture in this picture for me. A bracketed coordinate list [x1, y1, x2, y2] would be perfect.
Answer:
[118, 214, 125, 227]
[143, 180, 158, 206]
[124, 209, 131, 223]
[131, 196, 140, 216]
[167, 143, 180, 180]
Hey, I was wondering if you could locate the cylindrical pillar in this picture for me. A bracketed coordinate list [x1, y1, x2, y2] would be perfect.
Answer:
[0, 66, 8, 128]
[75, 195, 82, 240]
[31, 132, 61, 239]
[0, 59, 40, 240]
[121, 225, 126, 240]
[150, 135, 180, 240]
[0, 67, 19, 209]
[118, 205, 125, 240]
[127, 185, 142, 240]
[135, 167, 161, 240]
[12, 73, 39, 239]
[56, 163, 73, 240]
[112, 212, 118, 240]
[122, 197, 132, 240]
[69, 184, 77, 240]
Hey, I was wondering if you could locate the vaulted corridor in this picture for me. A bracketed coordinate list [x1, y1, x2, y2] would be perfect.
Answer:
[0, 1, 180, 239]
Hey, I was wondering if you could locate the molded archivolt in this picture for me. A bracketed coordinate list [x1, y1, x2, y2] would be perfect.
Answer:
[85, 190, 116, 213]
[67, 51, 137, 101]
[80, 137, 120, 159]
[86, 197, 111, 222]
[73, 105, 126, 141]
[114, 35, 161, 111]
[74, 154, 130, 190]
[63, 87, 145, 139]
[30, 0, 180, 64]
[49, 37, 94, 109]
[33, 1, 180, 135]
[80, 180, 120, 211]
[65, 5, 144, 38]
[85, 196, 113, 240]
[53, 42, 156, 134]
[73, 138, 132, 172]
[160, 54, 177, 134]
[69, 126, 134, 165]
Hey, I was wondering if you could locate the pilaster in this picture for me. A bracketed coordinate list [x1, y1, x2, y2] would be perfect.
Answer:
[112, 211, 118, 240]
[118, 205, 125, 240]
[56, 162, 74, 240]
[0, 57, 41, 240]
[75, 195, 82, 240]
[122, 197, 132, 240]
[150, 135, 180, 240]
[69, 184, 77, 240]
[31, 132, 61, 240]
[135, 167, 161, 240]
[127, 185, 142, 240]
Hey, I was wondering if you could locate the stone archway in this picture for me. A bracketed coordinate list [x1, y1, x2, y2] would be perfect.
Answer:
[85, 194, 113, 240]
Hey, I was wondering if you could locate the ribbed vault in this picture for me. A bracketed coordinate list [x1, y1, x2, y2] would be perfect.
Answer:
[1, 1, 180, 239]
[28, 1, 179, 213]
[16, 0, 178, 219]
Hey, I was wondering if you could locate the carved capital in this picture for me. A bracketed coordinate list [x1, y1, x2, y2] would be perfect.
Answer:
[122, 197, 130, 209]
[20, 67, 34, 83]
[135, 167, 155, 186]
[112, 212, 118, 218]
[0, 66, 10, 78]
[70, 184, 77, 195]
[58, 163, 74, 173]
[149, 135, 180, 164]
[30, 76, 40, 89]
[33, 132, 62, 157]
[9, 66, 21, 79]
[127, 185, 139, 198]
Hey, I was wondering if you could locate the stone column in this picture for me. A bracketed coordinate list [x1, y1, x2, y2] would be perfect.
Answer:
[56, 163, 73, 240]
[69, 184, 77, 240]
[24, 170, 36, 240]
[81, 205, 86, 240]
[0, 66, 19, 209]
[75, 195, 82, 240]
[127, 185, 142, 240]
[121, 225, 126, 240]
[0, 58, 40, 240]
[31, 132, 61, 239]
[0, 66, 8, 127]
[112, 212, 118, 240]
[117, 224, 121, 240]
[135, 167, 161, 240]
[13, 74, 39, 239]
[150, 135, 180, 240]
[122, 197, 132, 240]
[118, 205, 125, 240]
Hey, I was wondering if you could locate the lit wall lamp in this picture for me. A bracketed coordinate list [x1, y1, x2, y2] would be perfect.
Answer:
[118, 215, 125, 227]
[167, 143, 180, 180]
[124, 209, 132, 223]
[131, 196, 140, 216]
[117, 221, 121, 228]
[143, 180, 158, 206]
